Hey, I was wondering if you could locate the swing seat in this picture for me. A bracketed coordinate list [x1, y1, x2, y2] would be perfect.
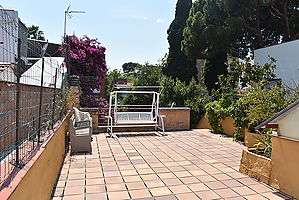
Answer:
[116, 112, 154, 124]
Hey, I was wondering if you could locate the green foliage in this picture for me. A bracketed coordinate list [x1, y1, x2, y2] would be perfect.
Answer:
[165, 0, 197, 83]
[122, 62, 141, 73]
[120, 63, 164, 106]
[129, 63, 163, 86]
[205, 57, 277, 135]
[160, 77, 210, 128]
[205, 93, 234, 133]
[251, 129, 273, 158]
[233, 127, 245, 142]
[228, 57, 276, 88]
[160, 76, 186, 107]
[27, 25, 45, 41]
[203, 52, 228, 92]
[105, 69, 124, 99]
[236, 83, 295, 132]
[205, 101, 226, 133]
[182, 0, 299, 61]
[118, 61, 210, 128]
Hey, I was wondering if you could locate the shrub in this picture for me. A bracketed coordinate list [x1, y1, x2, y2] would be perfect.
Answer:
[160, 77, 210, 128]
[62, 35, 107, 107]
[205, 92, 235, 133]
[105, 69, 124, 99]
[205, 57, 277, 136]
[234, 83, 296, 132]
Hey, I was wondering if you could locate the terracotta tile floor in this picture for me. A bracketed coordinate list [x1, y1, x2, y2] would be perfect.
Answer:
[52, 130, 294, 200]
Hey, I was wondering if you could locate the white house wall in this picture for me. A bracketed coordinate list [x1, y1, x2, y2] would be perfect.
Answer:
[254, 40, 299, 88]
[0, 67, 16, 82]
[278, 107, 299, 140]
[0, 10, 18, 64]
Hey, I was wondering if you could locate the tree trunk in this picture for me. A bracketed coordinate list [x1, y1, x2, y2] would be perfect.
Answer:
[256, 1, 263, 48]
[282, 0, 290, 41]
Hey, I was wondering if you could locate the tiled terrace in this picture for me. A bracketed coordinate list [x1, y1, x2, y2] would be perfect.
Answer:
[52, 130, 293, 200]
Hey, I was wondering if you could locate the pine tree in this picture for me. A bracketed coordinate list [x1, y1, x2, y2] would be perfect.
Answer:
[164, 0, 197, 83]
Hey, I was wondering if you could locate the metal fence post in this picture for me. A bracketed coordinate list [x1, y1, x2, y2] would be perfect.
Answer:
[52, 68, 58, 129]
[15, 38, 21, 166]
[65, 36, 70, 80]
[37, 57, 45, 143]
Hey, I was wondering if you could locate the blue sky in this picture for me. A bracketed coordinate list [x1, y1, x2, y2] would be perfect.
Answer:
[1, 0, 178, 71]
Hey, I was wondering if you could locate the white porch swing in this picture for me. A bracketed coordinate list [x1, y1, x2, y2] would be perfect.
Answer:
[105, 86, 166, 137]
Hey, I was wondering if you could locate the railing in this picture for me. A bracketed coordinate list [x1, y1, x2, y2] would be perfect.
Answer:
[0, 6, 67, 185]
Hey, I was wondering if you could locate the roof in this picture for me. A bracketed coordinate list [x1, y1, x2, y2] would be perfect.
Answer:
[0, 63, 16, 82]
[255, 100, 299, 129]
[27, 39, 63, 58]
[20, 57, 66, 88]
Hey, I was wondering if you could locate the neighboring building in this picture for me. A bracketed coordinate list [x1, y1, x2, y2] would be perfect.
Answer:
[255, 100, 299, 140]
[254, 39, 299, 88]
[20, 57, 66, 89]
[196, 59, 206, 86]
[27, 39, 63, 66]
[0, 63, 16, 82]
[0, 9, 28, 66]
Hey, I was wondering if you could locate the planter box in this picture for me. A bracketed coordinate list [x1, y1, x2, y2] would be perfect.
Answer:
[195, 116, 235, 136]
[221, 116, 235, 136]
[159, 107, 190, 131]
[239, 149, 272, 184]
[244, 129, 265, 148]
[195, 116, 211, 129]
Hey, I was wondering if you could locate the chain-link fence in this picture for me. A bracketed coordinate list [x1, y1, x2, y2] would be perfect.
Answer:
[0, 7, 67, 185]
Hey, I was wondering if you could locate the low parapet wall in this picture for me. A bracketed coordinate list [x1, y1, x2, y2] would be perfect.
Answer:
[270, 135, 299, 199]
[159, 107, 190, 131]
[0, 114, 70, 200]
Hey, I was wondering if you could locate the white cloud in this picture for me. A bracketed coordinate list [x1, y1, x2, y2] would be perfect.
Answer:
[156, 18, 165, 23]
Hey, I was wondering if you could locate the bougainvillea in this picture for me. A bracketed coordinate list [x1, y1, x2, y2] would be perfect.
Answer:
[62, 35, 108, 107]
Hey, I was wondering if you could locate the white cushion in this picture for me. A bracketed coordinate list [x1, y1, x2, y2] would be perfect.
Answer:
[73, 107, 81, 122]
[80, 112, 91, 120]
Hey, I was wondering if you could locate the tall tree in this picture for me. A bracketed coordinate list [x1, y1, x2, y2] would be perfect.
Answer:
[183, 0, 299, 58]
[182, 0, 229, 91]
[182, 0, 299, 91]
[27, 25, 45, 41]
[122, 62, 141, 73]
[164, 0, 197, 83]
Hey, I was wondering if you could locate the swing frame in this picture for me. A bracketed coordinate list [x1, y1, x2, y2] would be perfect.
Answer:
[105, 89, 166, 137]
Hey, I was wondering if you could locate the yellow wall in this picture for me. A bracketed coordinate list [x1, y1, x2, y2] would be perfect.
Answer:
[221, 117, 235, 136]
[160, 108, 190, 130]
[271, 136, 299, 199]
[195, 116, 211, 129]
[196, 116, 235, 136]
[244, 129, 265, 148]
[8, 115, 69, 200]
